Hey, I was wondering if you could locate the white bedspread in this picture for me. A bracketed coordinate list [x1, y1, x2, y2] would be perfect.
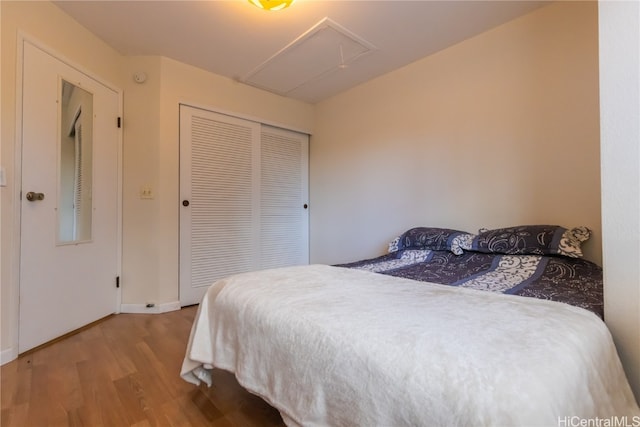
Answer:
[181, 264, 640, 426]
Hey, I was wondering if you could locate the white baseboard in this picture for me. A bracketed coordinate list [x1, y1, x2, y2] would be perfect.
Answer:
[1, 348, 17, 366]
[120, 301, 181, 314]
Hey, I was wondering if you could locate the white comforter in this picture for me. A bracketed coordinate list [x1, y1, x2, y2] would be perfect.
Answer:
[181, 264, 640, 427]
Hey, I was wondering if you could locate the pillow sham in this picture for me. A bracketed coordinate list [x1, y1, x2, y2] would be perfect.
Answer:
[469, 225, 591, 258]
[388, 227, 472, 255]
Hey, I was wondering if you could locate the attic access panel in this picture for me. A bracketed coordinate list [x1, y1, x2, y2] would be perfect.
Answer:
[241, 18, 377, 96]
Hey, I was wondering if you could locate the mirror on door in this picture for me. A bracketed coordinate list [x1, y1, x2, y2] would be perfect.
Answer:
[58, 79, 93, 244]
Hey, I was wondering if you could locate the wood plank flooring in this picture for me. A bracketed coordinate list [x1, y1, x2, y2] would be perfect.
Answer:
[1, 306, 286, 427]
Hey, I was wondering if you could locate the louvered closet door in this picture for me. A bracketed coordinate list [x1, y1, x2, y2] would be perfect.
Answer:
[179, 105, 309, 306]
[260, 125, 309, 269]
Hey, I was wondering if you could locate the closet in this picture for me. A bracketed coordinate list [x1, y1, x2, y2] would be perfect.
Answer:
[179, 105, 309, 305]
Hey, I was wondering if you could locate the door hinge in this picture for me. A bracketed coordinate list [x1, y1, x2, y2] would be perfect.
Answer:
[116, 276, 120, 288]
[117, 117, 122, 128]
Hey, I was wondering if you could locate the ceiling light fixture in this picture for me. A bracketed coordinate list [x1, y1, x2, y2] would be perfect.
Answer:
[248, 0, 296, 11]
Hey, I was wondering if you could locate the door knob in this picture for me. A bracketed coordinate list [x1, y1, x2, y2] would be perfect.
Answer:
[26, 192, 45, 202]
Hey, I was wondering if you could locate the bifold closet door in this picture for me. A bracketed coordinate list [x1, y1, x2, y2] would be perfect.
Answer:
[179, 105, 309, 306]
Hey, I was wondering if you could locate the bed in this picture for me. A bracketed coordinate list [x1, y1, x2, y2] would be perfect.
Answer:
[181, 225, 640, 426]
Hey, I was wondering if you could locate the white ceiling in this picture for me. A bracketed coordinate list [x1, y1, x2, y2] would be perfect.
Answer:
[53, 0, 548, 104]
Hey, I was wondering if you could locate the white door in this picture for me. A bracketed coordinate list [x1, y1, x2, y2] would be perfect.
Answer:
[179, 105, 309, 306]
[259, 125, 310, 269]
[19, 41, 120, 352]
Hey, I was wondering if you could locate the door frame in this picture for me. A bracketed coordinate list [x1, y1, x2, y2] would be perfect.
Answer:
[5, 33, 123, 363]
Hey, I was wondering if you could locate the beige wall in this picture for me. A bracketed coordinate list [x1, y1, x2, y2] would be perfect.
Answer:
[599, 0, 640, 401]
[120, 56, 163, 306]
[310, 1, 601, 266]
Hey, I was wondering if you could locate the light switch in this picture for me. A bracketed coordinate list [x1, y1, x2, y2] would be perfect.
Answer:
[0, 167, 6, 187]
[140, 185, 154, 199]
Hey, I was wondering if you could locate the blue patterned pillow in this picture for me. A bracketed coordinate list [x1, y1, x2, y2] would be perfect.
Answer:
[469, 225, 591, 258]
[388, 227, 472, 255]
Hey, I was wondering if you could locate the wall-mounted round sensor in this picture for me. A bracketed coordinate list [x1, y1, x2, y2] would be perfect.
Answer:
[133, 71, 147, 83]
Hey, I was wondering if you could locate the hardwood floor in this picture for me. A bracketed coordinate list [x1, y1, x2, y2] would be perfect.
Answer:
[1, 306, 286, 427]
